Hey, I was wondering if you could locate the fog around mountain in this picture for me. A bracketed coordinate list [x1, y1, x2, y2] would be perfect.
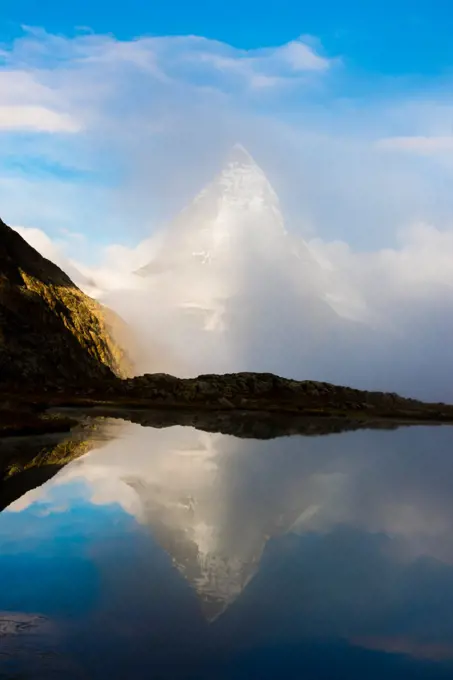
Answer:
[92, 146, 453, 399]
[103, 144, 365, 381]
[14, 143, 453, 401]
[1, 29, 453, 402]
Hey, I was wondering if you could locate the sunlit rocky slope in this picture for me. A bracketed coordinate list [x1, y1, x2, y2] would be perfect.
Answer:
[0, 218, 132, 387]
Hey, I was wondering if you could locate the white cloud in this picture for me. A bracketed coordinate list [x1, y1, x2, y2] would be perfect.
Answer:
[310, 221, 453, 307]
[0, 30, 333, 100]
[2, 28, 453, 398]
[0, 29, 338, 236]
[18, 205, 453, 397]
[275, 40, 331, 71]
[0, 66, 81, 133]
[12, 225, 93, 288]
[182, 36, 333, 91]
[0, 70, 55, 103]
[13, 225, 67, 263]
[377, 135, 453, 154]
[0, 105, 80, 132]
[12, 223, 152, 298]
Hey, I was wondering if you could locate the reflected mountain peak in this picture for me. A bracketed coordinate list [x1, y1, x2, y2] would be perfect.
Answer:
[3, 419, 453, 677]
[113, 427, 319, 620]
[123, 473, 251, 620]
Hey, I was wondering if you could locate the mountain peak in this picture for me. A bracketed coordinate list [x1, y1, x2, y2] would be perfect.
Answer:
[136, 142, 286, 282]
[226, 143, 258, 168]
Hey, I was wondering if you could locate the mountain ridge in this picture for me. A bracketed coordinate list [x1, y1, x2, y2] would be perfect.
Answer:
[0, 217, 133, 388]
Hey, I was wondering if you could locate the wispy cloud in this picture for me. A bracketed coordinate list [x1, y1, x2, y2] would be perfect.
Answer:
[275, 39, 332, 71]
[0, 28, 340, 241]
[180, 36, 334, 90]
[0, 105, 80, 132]
[2, 28, 453, 397]
[0, 67, 81, 132]
[377, 135, 453, 153]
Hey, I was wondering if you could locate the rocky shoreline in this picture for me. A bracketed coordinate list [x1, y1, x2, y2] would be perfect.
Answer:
[1, 370, 453, 439]
[1, 218, 451, 433]
[109, 371, 453, 421]
[1, 371, 453, 514]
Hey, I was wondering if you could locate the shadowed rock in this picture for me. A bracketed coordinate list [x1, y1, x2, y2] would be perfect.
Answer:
[104, 371, 453, 422]
[0, 217, 133, 388]
[0, 416, 116, 510]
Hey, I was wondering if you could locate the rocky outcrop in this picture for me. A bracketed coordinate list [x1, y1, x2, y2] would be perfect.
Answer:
[0, 218, 132, 388]
[0, 216, 451, 424]
[66, 406, 404, 439]
[0, 416, 114, 511]
[112, 371, 453, 421]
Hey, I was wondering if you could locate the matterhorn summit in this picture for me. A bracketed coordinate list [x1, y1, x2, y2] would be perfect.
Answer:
[200, 142, 285, 220]
[137, 142, 290, 281]
[111, 144, 368, 380]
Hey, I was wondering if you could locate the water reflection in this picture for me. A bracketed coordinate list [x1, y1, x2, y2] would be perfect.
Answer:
[1, 423, 453, 678]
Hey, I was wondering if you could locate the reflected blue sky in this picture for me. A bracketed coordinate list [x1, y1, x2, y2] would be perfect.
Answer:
[1, 424, 453, 678]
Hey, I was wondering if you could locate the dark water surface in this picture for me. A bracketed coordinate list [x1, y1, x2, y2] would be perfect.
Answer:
[1, 421, 453, 678]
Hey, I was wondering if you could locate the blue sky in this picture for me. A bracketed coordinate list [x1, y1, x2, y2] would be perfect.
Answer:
[1, 0, 453, 276]
[2, 0, 453, 77]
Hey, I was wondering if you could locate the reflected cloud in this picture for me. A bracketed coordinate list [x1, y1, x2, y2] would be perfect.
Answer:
[8, 423, 453, 621]
[3, 425, 453, 676]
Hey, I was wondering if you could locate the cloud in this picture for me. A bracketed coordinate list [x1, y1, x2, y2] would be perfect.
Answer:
[0, 28, 339, 243]
[13, 225, 69, 264]
[377, 135, 453, 154]
[12, 225, 95, 290]
[2, 28, 453, 398]
[6, 424, 453, 675]
[310, 221, 453, 309]
[1, 29, 333, 100]
[0, 70, 57, 104]
[276, 39, 332, 71]
[11, 422, 453, 628]
[183, 36, 333, 91]
[0, 66, 81, 133]
[0, 105, 80, 132]
[0, 26, 449, 248]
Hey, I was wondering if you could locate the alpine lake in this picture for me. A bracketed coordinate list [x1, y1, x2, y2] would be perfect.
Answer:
[1, 409, 453, 679]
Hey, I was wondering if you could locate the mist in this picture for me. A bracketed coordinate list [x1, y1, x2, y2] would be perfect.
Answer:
[87, 145, 453, 403]
[2, 29, 453, 401]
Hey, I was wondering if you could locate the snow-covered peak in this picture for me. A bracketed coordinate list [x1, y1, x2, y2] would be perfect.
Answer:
[123, 145, 351, 377]
[138, 144, 286, 282]
[226, 143, 258, 168]
[198, 143, 280, 216]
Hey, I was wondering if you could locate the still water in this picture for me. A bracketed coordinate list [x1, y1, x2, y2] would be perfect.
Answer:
[1, 421, 453, 678]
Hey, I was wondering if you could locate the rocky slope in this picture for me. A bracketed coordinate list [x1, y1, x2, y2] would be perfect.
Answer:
[0, 215, 451, 425]
[0, 218, 132, 388]
[109, 371, 453, 421]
